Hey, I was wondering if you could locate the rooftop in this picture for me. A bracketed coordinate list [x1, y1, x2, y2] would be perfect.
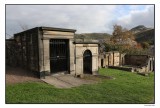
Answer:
[14, 26, 77, 35]
[40, 26, 76, 33]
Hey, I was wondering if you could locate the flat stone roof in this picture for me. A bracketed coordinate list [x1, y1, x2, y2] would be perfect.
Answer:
[73, 41, 99, 44]
[14, 26, 76, 35]
[40, 26, 76, 33]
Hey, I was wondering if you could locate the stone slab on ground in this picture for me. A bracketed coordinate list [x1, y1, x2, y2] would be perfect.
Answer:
[42, 75, 97, 88]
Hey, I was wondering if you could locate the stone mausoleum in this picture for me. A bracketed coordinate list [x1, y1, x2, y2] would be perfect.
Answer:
[9, 27, 99, 78]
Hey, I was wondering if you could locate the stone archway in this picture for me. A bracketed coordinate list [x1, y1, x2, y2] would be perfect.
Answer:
[83, 50, 92, 74]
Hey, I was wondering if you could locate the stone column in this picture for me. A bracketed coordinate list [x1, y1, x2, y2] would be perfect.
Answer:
[69, 39, 76, 75]
[43, 39, 50, 75]
[92, 55, 99, 75]
[38, 32, 43, 72]
[75, 44, 83, 76]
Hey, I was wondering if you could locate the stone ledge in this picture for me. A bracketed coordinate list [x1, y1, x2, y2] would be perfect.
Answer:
[108, 66, 134, 72]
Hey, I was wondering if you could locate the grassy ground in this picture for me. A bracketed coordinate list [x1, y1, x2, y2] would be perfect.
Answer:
[6, 68, 154, 104]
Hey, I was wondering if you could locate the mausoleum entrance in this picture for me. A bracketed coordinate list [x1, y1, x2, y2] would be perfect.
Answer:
[83, 50, 92, 74]
[50, 39, 69, 74]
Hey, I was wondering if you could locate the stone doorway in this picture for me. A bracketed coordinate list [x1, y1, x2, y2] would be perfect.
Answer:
[83, 50, 92, 74]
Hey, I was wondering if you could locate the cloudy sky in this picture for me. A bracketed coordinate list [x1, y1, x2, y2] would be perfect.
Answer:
[6, 5, 154, 38]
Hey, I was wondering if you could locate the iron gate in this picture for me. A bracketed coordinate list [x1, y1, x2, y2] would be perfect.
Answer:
[50, 39, 69, 73]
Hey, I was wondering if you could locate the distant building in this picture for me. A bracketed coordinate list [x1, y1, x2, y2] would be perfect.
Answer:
[99, 52, 154, 73]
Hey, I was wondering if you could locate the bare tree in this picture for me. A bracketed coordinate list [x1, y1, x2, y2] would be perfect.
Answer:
[18, 22, 29, 31]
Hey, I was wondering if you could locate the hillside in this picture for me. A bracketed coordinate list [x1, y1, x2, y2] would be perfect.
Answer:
[130, 25, 152, 34]
[75, 33, 111, 40]
[134, 29, 154, 45]
[129, 25, 154, 45]
[75, 25, 154, 45]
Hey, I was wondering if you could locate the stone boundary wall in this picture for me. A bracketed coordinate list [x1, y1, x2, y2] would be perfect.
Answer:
[125, 55, 148, 66]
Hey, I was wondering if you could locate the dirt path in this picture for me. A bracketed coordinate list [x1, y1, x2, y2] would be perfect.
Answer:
[6, 67, 42, 84]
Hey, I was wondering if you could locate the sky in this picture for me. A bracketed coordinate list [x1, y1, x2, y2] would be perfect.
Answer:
[6, 5, 154, 38]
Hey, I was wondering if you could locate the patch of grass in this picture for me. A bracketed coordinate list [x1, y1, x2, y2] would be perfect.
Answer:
[6, 68, 154, 104]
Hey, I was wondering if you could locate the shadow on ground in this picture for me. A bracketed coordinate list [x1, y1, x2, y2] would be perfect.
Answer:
[6, 66, 41, 84]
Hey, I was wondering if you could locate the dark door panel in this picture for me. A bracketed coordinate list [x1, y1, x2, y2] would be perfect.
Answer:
[50, 39, 68, 73]
[83, 50, 92, 74]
